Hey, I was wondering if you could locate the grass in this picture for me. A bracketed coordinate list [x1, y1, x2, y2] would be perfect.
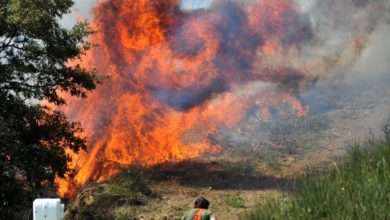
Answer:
[245, 141, 390, 220]
[225, 194, 246, 208]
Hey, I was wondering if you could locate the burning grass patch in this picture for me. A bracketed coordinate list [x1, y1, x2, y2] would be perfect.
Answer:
[244, 141, 390, 220]
[65, 167, 156, 220]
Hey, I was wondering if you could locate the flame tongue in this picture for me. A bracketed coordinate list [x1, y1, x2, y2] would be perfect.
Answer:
[56, 0, 315, 197]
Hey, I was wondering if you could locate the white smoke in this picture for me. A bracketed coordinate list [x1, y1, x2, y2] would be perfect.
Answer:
[61, 0, 98, 29]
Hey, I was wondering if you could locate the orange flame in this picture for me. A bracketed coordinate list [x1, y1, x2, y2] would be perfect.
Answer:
[56, 0, 316, 197]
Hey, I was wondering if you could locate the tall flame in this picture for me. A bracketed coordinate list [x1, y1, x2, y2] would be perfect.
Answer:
[56, 0, 318, 197]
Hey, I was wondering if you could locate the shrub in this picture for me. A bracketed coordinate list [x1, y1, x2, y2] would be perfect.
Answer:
[66, 166, 154, 220]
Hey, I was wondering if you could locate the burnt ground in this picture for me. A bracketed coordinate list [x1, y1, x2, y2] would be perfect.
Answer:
[66, 74, 390, 220]
[129, 76, 390, 220]
[136, 160, 293, 220]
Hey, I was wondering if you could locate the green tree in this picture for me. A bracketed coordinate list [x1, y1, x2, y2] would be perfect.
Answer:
[0, 0, 97, 218]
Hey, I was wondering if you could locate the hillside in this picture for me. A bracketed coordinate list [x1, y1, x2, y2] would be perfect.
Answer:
[64, 71, 390, 219]
[246, 140, 390, 219]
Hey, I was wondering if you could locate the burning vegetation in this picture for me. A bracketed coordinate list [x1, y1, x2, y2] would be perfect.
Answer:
[56, 0, 389, 197]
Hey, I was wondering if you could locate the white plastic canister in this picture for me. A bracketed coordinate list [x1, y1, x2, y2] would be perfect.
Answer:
[33, 198, 64, 220]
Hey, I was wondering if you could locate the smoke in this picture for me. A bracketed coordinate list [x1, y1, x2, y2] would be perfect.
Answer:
[61, 0, 98, 28]
[56, 0, 390, 197]
[219, 0, 390, 157]
[299, 0, 390, 103]
[156, 0, 317, 111]
[300, 0, 390, 74]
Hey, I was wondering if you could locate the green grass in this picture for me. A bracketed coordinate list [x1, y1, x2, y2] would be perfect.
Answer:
[245, 141, 390, 220]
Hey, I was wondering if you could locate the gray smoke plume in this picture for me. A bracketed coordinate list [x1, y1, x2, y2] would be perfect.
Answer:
[63, 0, 390, 165]
[216, 0, 390, 159]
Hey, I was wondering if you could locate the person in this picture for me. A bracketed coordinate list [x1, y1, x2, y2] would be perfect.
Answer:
[182, 197, 216, 220]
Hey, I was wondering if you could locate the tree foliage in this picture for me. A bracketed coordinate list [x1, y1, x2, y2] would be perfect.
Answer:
[0, 0, 97, 218]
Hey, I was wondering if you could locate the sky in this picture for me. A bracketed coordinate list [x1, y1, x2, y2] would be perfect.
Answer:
[180, 0, 214, 11]
[61, 0, 97, 29]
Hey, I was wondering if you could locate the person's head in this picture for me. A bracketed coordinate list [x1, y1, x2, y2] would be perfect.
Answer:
[194, 197, 210, 209]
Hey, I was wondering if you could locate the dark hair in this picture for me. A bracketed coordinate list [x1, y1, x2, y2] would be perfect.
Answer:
[194, 197, 210, 209]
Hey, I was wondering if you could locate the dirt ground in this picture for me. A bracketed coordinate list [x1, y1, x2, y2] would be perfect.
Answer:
[136, 161, 291, 220]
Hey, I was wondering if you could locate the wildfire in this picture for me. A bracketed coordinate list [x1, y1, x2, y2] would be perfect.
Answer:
[56, 0, 317, 197]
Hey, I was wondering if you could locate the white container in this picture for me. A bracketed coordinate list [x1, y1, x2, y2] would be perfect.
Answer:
[33, 198, 64, 220]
